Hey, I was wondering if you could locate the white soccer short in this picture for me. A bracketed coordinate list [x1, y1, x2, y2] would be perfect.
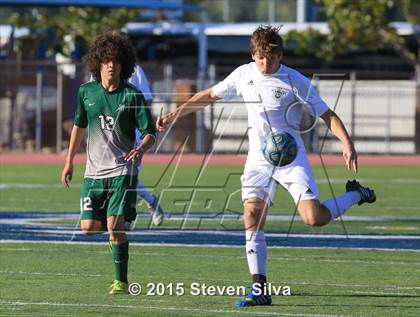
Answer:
[241, 150, 319, 206]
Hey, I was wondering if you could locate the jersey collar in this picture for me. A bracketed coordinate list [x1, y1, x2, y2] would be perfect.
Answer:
[252, 62, 283, 78]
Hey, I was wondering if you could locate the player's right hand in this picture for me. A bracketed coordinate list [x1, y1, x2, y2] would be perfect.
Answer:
[61, 162, 73, 188]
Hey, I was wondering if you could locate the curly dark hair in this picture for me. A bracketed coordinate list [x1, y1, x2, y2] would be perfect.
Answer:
[250, 25, 283, 57]
[85, 30, 136, 81]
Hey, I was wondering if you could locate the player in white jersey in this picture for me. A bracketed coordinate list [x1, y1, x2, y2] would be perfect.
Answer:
[156, 25, 376, 307]
[129, 65, 164, 227]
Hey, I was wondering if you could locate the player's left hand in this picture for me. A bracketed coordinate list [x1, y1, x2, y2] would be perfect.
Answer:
[156, 112, 177, 132]
[343, 143, 358, 172]
[125, 148, 144, 163]
[61, 161, 73, 188]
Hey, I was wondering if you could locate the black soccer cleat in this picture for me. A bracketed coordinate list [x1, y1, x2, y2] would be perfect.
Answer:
[346, 179, 376, 206]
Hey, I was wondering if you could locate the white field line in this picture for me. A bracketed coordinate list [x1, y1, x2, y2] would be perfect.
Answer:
[0, 270, 101, 277]
[1, 239, 420, 253]
[271, 256, 420, 266]
[1, 178, 419, 189]
[161, 213, 420, 220]
[0, 300, 352, 317]
[317, 178, 420, 184]
[347, 290, 417, 296]
[0, 183, 82, 189]
[2, 211, 420, 223]
[286, 281, 420, 291]
[3, 247, 420, 266]
[137, 252, 420, 266]
[3, 228, 419, 240]
[0, 243, 420, 266]
[1, 270, 419, 292]
[365, 226, 418, 231]
[7, 214, 420, 224]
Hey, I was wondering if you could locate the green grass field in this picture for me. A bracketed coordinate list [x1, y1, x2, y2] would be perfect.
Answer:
[1, 243, 419, 316]
[1, 163, 419, 316]
[1, 163, 419, 234]
[1, 164, 419, 216]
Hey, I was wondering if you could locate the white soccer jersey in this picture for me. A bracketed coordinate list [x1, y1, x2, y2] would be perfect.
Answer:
[213, 63, 330, 204]
[129, 65, 153, 102]
[212, 62, 329, 161]
[128, 65, 153, 149]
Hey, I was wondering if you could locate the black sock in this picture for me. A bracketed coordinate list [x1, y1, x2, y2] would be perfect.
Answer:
[252, 274, 267, 293]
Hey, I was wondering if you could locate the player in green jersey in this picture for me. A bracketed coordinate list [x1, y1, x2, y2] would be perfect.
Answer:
[61, 31, 156, 294]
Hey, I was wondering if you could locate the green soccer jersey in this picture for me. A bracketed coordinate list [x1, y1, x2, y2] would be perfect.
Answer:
[74, 81, 156, 178]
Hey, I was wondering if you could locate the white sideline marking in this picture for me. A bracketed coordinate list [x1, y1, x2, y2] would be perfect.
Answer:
[0, 270, 101, 277]
[273, 256, 420, 266]
[0, 183, 82, 189]
[1, 239, 420, 252]
[5, 228, 420, 240]
[318, 178, 420, 185]
[2, 214, 420, 226]
[1, 178, 418, 189]
[283, 281, 420, 291]
[0, 300, 351, 317]
[3, 246, 420, 266]
[366, 226, 418, 231]
[347, 290, 416, 296]
[93, 250, 420, 266]
[0, 247, 32, 251]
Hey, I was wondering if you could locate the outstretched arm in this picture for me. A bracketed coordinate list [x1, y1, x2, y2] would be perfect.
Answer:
[321, 109, 358, 172]
[61, 125, 86, 187]
[156, 88, 220, 131]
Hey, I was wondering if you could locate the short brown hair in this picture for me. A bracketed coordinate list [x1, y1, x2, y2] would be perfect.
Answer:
[250, 25, 283, 56]
[85, 31, 136, 81]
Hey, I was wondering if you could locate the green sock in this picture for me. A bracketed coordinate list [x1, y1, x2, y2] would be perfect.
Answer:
[111, 241, 129, 283]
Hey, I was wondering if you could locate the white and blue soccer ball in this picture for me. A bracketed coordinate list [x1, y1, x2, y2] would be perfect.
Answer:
[262, 131, 298, 167]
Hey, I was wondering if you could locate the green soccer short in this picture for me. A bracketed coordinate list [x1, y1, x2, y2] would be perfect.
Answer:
[80, 175, 137, 222]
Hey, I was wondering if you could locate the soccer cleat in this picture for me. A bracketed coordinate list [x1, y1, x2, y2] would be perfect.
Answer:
[109, 280, 128, 295]
[149, 195, 164, 226]
[346, 179, 376, 205]
[235, 289, 272, 307]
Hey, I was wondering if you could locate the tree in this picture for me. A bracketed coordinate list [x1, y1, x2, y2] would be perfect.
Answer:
[285, 0, 417, 61]
[9, 6, 139, 58]
[284, 0, 420, 152]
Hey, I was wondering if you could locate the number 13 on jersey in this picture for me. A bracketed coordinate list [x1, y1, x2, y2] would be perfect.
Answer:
[99, 115, 114, 130]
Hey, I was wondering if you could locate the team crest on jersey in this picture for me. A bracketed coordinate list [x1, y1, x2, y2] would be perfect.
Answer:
[272, 87, 288, 100]
[117, 104, 127, 112]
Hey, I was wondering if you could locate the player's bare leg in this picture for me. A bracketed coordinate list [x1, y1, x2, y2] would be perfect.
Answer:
[80, 219, 104, 235]
[107, 215, 127, 244]
[243, 198, 268, 231]
[236, 198, 272, 307]
[298, 180, 376, 227]
[297, 200, 331, 226]
[107, 215, 129, 294]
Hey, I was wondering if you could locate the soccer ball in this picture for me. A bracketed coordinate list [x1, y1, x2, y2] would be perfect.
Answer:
[262, 131, 298, 167]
